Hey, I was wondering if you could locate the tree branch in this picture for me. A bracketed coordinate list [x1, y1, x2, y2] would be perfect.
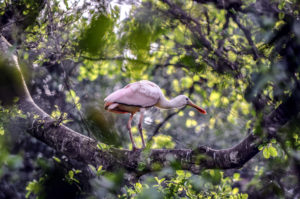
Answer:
[1, 35, 300, 176]
[229, 12, 260, 60]
[193, 0, 242, 10]
[161, 0, 240, 76]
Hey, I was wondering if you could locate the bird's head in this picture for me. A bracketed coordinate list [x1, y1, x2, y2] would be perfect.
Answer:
[176, 95, 207, 114]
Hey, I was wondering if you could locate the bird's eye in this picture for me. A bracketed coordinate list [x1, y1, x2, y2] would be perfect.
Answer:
[186, 97, 188, 101]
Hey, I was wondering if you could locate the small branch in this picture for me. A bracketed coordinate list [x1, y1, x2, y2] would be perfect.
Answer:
[148, 107, 186, 143]
[217, 12, 230, 53]
[230, 12, 260, 60]
[60, 61, 94, 138]
[148, 84, 195, 142]
[192, 0, 242, 10]
[203, 8, 211, 35]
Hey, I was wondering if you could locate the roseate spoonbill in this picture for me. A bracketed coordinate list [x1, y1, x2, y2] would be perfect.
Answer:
[104, 80, 206, 150]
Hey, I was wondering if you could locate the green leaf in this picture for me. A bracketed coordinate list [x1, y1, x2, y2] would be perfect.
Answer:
[271, 138, 277, 144]
[228, 51, 237, 62]
[268, 146, 278, 157]
[263, 147, 270, 159]
[209, 91, 221, 102]
[279, 12, 285, 20]
[154, 177, 165, 185]
[233, 173, 240, 181]
[69, 170, 74, 179]
[180, 55, 197, 68]
[0, 126, 4, 135]
[97, 165, 103, 172]
[25, 179, 43, 198]
[152, 135, 175, 149]
[232, 187, 239, 195]
[207, 169, 222, 185]
[63, 0, 69, 9]
[78, 14, 114, 55]
[53, 156, 61, 163]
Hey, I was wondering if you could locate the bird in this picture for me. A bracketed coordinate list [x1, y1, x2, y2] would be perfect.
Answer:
[104, 80, 206, 150]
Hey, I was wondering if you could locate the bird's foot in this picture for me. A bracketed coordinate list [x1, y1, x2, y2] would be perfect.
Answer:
[133, 146, 146, 151]
[132, 146, 140, 151]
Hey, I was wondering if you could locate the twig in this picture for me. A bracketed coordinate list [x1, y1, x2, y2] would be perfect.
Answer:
[60, 62, 94, 140]
[147, 107, 186, 143]
[230, 12, 260, 60]
[217, 12, 230, 52]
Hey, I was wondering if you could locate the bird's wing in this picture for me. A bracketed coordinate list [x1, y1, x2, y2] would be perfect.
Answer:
[104, 81, 161, 107]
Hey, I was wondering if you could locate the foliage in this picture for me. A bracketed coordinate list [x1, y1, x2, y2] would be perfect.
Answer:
[123, 170, 248, 199]
[0, 106, 24, 177]
[0, 0, 300, 198]
[25, 178, 44, 199]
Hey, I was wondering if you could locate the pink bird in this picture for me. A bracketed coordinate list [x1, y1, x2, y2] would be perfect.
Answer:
[104, 80, 206, 150]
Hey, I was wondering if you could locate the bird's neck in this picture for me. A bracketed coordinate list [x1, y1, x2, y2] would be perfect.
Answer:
[157, 96, 183, 109]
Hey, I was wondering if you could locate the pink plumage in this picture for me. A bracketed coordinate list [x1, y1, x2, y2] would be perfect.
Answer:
[104, 80, 161, 109]
[104, 80, 206, 150]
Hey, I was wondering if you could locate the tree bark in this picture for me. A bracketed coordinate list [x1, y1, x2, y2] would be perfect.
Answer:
[1, 35, 299, 175]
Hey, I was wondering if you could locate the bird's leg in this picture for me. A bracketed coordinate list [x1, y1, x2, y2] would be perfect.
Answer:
[127, 113, 137, 150]
[138, 108, 146, 148]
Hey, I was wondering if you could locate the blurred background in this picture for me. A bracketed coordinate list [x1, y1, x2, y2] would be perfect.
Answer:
[0, 0, 300, 198]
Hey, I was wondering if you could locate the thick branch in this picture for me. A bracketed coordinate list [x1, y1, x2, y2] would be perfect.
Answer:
[1, 35, 300, 175]
[193, 0, 242, 10]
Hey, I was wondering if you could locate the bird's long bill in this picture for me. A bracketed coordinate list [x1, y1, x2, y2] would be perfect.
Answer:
[188, 101, 207, 114]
